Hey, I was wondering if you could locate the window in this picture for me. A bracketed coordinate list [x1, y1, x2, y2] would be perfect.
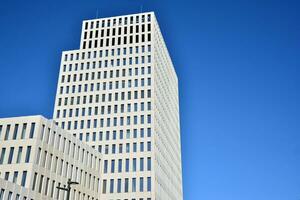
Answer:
[0, 148, 6, 164]
[117, 179, 121, 193]
[21, 171, 27, 186]
[133, 158, 136, 172]
[4, 124, 10, 140]
[140, 158, 144, 171]
[8, 147, 14, 164]
[147, 177, 151, 191]
[125, 178, 129, 193]
[132, 178, 136, 192]
[13, 171, 18, 183]
[102, 180, 107, 194]
[118, 159, 122, 172]
[125, 158, 129, 172]
[110, 179, 114, 193]
[111, 160, 115, 173]
[139, 177, 144, 192]
[32, 173, 37, 190]
[104, 160, 108, 173]
[29, 123, 35, 138]
[16, 147, 22, 163]
[25, 146, 31, 163]
[147, 157, 151, 171]
[13, 124, 19, 139]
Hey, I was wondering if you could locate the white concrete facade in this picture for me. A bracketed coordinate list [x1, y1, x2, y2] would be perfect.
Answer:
[53, 12, 183, 200]
[0, 115, 102, 200]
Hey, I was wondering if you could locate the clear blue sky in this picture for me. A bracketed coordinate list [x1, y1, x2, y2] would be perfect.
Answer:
[0, 0, 299, 199]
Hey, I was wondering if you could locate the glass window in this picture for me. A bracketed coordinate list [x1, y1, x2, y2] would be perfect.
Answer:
[0, 148, 6, 164]
[8, 147, 14, 164]
[16, 147, 22, 163]
[4, 124, 10, 140]
[132, 178, 136, 192]
[125, 158, 129, 172]
[110, 179, 114, 193]
[29, 123, 35, 138]
[21, 171, 27, 186]
[117, 179, 121, 193]
[139, 177, 144, 192]
[125, 178, 129, 193]
[140, 158, 144, 171]
[118, 159, 122, 172]
[13, 124, 19, 140]
[147, 157, 151, 171]
[25, 146, 31, 163]
[147, 177, 151, 191]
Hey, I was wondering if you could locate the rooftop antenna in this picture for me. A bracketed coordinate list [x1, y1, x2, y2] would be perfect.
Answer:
[96, 8, 99, 19]
[140, 5, 143, 13]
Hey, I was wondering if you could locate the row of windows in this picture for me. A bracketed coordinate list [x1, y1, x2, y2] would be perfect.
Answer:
[57, 102, 151, 118]
[71, 127, 151, 143]
[0, 146, 31, 165]
[83, 23, 151, 40]
[59, 78, 152, 94]
[58, 115, 152, 130]
[62, 65, 151, 80]
[0, 123, 35, 141]
[102, 177, 151, 194]
[64, 45, 151, 62]
[31, 172, 100, 200]
[2, 170, 27, 187]
[64, 56, 151, 71]
[39, 125, 101, 170]
[82, 33, 151, 49]
[57, 90, 152, 106]
[103, 157, 151, 173]
[84, 14, 151, 30]
[96, 141, 151, 155]
[0, 187, 31, 200]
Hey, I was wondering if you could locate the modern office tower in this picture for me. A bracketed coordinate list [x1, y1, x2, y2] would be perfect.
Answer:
[53, 12, 183, 200]
[0, 115, 102, 200]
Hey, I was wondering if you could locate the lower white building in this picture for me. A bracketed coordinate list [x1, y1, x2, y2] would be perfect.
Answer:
[0, 115, 102, 200]
[0, 177, 36, 200]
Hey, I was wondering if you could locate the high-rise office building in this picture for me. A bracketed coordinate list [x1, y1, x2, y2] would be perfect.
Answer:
[52, 11, 182, 200]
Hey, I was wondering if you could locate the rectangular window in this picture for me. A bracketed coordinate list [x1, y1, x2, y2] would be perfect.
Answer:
[21, 171, 27, 186]
[125, 158, 129, 172]
[104, 160, 108, 173]
[8, 147, 14, 164]
[140, 177, 144, 192]
[16, 147, 22, 163]
[140, 158, 144, 171]
[25, 146, 31, 163]
[102, 179, 107, 194]
[12, 171, 18, 183]
[132, 178, 136, 192]
[147, 157, 151, 171]
[125, 178, 129, 193]
[29, 123, 35, 138]
[117, 178, 121, 193]
[32, 173, 37, 190]
[4, 124, 10, 140]
[13, 124, 19, 140]
[147, 177, 151, 191]
[110, 179, 114, 193]
[133, 158, 136, 172]
[0, 148, 6, 164]
[118, 159, 122, 172]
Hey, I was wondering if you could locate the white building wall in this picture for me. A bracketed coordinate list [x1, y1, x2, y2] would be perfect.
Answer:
[52, 12, 182, 200]
[0, 115, 102, 200]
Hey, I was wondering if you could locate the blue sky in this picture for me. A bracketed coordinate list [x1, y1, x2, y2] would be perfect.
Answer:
[0, 0, 300, 199]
